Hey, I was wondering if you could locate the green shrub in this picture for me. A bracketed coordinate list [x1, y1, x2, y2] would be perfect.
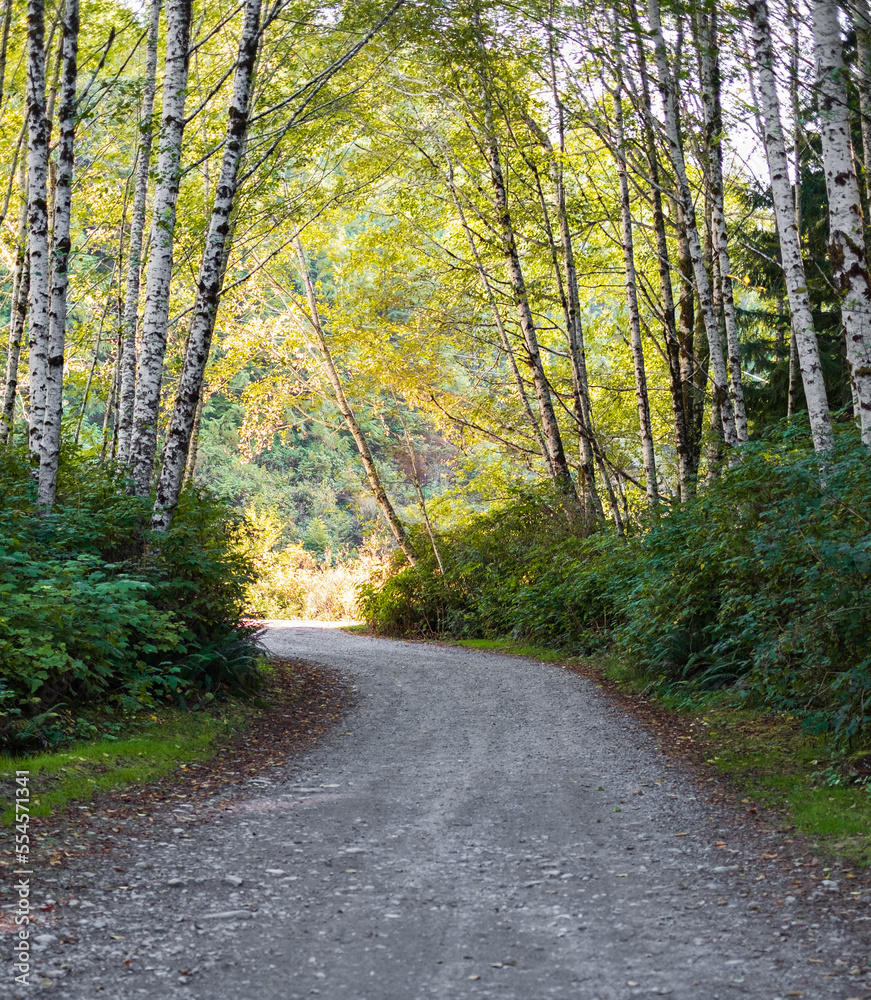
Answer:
[0, 448, 262, 750]
[361, 423, 871, 747]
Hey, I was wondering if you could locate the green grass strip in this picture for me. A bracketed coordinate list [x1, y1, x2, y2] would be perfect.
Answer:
[0, 706, 245, 824]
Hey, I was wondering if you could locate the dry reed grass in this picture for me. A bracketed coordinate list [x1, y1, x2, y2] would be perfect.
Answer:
[249, 543, 387, 620]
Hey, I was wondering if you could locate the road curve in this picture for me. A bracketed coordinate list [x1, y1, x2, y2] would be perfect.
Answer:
[3, 624, 864, 999]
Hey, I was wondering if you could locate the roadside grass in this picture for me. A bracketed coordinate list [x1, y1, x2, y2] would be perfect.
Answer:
[694, 708, 871, 866]
[0, 702, 251, 825]
[444, 636, 871, 867]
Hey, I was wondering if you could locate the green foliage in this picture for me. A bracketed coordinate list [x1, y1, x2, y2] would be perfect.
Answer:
[359, 481, 622, 645]
[362, 424, 871, 748]
[0, 702, 247, 824]
[0, 450, 262, 751]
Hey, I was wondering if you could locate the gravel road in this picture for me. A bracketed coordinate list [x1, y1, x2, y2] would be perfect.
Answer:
[4, 623, 870, 999]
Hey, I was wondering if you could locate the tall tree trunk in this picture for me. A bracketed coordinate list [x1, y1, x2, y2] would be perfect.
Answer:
[481, 114, 575, 493]
[544, 37, 603, 515]
[101, 344, 119, 460]
[468, 11, 575, 493]
[117, 0, 162, 464]
[0, 0, 13, 111]
[647, 0, 738, 449]
[787, 0, 803, 418]
[519, 109, 604, 517]
[696, 4, 748, 443]
[627, 14, 694, 498]
[25, 0, 50, 460]
[675, 197, 703, 479]
[749, 0, 834, 454]
[38, 0, 79, 508]
[705, 395, 725, 480]
[550, 146, 603, 516]
[152, 0, 261, 531]
[810, 0, 871, 446]
[613, 81, 658, 506]
[1, 168, 27, 445]
[595, 449, 624, 535]
[183, 388, 204, 484]
[443, 162, 553, 475]
[128, 0, 192, 496]
[294, 240, 416, 566]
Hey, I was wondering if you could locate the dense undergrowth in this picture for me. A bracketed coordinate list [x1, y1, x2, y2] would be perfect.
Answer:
[0, 448, 262, 752]
[360, 423, 871, 750]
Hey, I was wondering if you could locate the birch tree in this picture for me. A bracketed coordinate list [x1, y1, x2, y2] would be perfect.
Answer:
[480, 93, 575, 492]
[1, 170, 27, 446]
[445, 161, 555, 476]
[538, 45, 604, 513]
[747, 0, 834, 455]
[25, 0, 50, 459]
[116, 0, 162, 464]
[293, 240, 417, 565]
[38, 0, 79, 508]
[647, 0, 739, 450]
[613, 79, 658, 505]
[623, 9, 696, 496]
[696, 4, 748, 443]
[152, 0, 262, 531]
[811, 0, 871, 447]
[127, 0, 192, 496]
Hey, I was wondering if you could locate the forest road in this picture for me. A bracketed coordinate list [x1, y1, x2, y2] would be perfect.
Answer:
[7, 623, 867, 1000]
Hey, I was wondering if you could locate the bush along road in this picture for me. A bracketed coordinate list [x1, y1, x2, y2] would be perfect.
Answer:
[1, 623, 870, 1000]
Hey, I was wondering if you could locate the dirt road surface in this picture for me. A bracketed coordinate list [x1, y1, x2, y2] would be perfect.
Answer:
[3, 623, 869, 999]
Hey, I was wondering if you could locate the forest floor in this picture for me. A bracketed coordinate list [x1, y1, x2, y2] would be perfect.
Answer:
[2, 623, 871, 999]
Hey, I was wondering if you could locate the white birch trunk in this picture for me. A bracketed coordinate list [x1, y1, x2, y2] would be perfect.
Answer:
[38, 0, 78, 508]
[1, 170, 27, 445]
[0, 0, 13, 109]
[25, 0, 50, 459]
[811, 0, 871, 446]
[627, 19, 695, 497]
[446, 171, 553, 475]
[538, 40, 602, 511]
[514, 105, 604, 514]
[647, 0, 738, 449]
[697, 7, 748, 443]
[482, 119, 575, 492]
[128, 0, 192, 496]
[614, 84, 658, 505]
[116, 0, 162, 464]
[152, 0, 261, 531]
[548, 126, 603, 516]
[293, 240, 417, 566]
[183, 387, 204, 484]
[748, 0, 834, 454]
